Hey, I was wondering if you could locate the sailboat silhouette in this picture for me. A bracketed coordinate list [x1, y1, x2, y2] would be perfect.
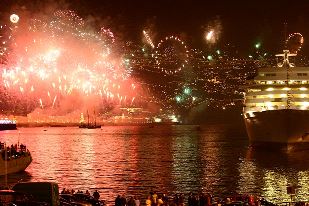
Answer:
[79, 110, 101, 129]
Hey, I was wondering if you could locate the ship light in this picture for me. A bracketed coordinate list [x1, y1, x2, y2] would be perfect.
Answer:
[302, 81, 307, 84]
[278, 81, 285, 84]
[0, 119, 16, 124]
[280, 94, 287, 97]
[169, 115, 179, 123]
[301, 94, 307, 98]
[300, 87, 307, 91]
[268, 94, 274, 98]
[301, 102, 309, 106]
[247, 111, 255, 118]
[154, 117, 162, 123]
[282, 87, 291, 91]
[300, 102, 309, 110]
[266, 87, 274, 91]
[265, 102, 274, 110]
[267, 81, 274, 84]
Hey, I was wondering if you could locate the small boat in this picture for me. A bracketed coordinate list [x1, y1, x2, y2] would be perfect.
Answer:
[0, 189, 49, 206]
[79, 122, 101, 129]
[87, 124, 101, 129]
[12, 182, 59, 206]
[79, 123, 88, 128]
[0, 143, 32, 176]
[60, 193, 105, 206]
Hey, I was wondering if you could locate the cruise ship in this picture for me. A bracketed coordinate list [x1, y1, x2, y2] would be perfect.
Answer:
[0, 119, 17, 131]
[243, 50, 309, 145]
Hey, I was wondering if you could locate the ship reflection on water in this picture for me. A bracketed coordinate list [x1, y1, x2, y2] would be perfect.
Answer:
[240, 146, 309, 203]
[0, 171, 32, 189]
[0, 125, 309, 203]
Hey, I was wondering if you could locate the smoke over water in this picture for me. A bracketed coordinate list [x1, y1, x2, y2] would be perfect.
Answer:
[0, 8, 143, 117]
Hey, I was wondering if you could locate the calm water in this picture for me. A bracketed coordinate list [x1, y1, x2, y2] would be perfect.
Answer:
[0, 123, 309, 204]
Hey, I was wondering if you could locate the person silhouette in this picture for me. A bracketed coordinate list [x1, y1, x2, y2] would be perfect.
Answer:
[93, 190, 100, 200]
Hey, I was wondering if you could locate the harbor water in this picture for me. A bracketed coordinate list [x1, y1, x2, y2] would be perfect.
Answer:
[0, 123, 309, 204]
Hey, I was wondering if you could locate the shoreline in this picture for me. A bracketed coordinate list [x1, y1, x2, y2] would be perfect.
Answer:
[15, 122, 199, 128]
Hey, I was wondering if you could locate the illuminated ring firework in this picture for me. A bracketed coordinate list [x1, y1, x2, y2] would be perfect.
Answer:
[154, 36, 189, 75]
[286, 33, 304, 53]
[10, 14, 19, 24]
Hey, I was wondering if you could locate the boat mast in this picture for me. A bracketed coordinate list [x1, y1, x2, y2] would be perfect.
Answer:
[87, 110, 89, 126]
[4, 142, 7, 188]
[94, 110, 96, 126]
[283, 23, 291, 109]
[285, 51, 291, 109]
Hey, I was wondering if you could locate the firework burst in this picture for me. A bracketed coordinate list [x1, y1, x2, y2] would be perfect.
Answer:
[0, 11, 139, 112]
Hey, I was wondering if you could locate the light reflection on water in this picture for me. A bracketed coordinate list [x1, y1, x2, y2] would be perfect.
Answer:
[0, 124, 308, 203]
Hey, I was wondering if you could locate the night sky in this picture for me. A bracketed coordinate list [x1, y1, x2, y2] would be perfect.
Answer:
[1, 0, 309, 55]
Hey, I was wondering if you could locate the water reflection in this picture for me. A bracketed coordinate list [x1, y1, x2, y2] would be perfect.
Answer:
[0, 125, 309, 203]
[0, 171, 32, 189]
[239, 146, 309, 203]
[171, 126, 202, 193]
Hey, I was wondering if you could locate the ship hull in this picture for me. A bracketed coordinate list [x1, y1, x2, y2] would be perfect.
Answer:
[0, 123, 17, 131]
[0, 154, 32, 176]
[244, 109, 309, 145]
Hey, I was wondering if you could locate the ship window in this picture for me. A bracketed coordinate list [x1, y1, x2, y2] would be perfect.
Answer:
[266, 87, 274, 91]
[265, 73, 276, 77]
[249, 89, 261, 92]
[274, 98, 282, 102]
[253, 96, 256, 98]
[297, 73, 308, 76]
[278, 81, 285, 84]
[267, 81, 274, 84]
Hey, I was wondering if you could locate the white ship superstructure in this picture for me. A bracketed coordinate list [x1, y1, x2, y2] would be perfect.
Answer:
[243, 50, 309, 144]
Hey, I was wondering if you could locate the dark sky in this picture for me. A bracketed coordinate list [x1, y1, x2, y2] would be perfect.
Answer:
[1, 0, 309, 55]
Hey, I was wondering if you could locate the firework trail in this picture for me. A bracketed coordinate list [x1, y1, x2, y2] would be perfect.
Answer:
[143, 30, 155, 48]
